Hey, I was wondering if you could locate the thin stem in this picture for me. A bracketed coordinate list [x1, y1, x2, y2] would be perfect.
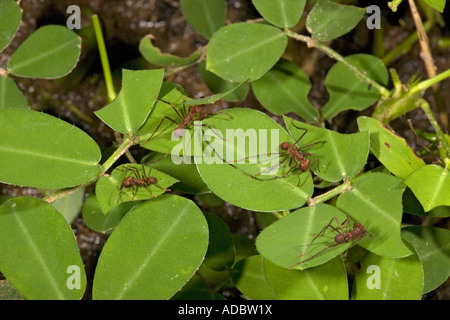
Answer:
[284, 29, 390, 98]
[92, 14, 116, 103]
[307, 179, 352, 206]
[409, 68, 450, 95]
[102, 136, 136, 173]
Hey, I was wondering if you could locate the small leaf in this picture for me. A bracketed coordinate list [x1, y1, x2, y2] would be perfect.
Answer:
[206, 22, 287, 82]
[0, 0, 21, 53]
[0, 76, 29, 110]
[353, 251, 423, 300]
[402, 226, 450, 293]
[358, 116, 425, 179]
[264, 256, 348, 300]
[0, 197, 86, 300]
[95, 163, 178, 213]
[252, 59, 319, 122]
[94, 69, 164, 134]
[51, 188, 85, 224]
[92, 195, 209, 300]
[306, 0, 366, 41]
[336, 172, 412, 257]
[0, 109, 101, 189]
[321, 54, 388, 119]
[139, 35, 201, 67]
[285, 117, 370, 182]
[256, 203, 350, 270]
[203, 212, 235, 271]
[8, 25, 81, 79]
[197, 108, 314, 212]
[232, 255, 278, 300]
[251, 0, 306, 28]
[405, 165, 450, 211]
[423, 0, 446, 12]
[180, 0, 226, 39]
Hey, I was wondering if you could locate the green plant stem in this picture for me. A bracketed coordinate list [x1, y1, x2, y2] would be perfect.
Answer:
[409, 68, 450, 95]
[284, 29, 390, 98]
[307, 179, 352, 206]
[388, 0, 404, 11]
[418, 99, 450, 168]
[101, 136, 136, 173]
[92, 14, 116, 103]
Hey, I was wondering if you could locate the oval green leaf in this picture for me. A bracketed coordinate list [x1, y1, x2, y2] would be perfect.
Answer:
[285, 117, 369, 182]
[252, 59, 319, 122]
[197, 108, 314, 212]
[353, 251, 423, 300]
[358, 116, 426, 179]
[264, 256, 348, 300]
[306, 0, 365, 41]
[337, 172, 412, 257]
[0, 109, 101, 189]
[405, 165, 450, 212]
[180, 0, 226, 39]
[95, 68, 164, 134]
[401, 226, 450, 293]
[251, 0, 306, 28]
[0, 197, 86, 300]
[92, 195, 209, 299]
[256, 203, 350, 270]
[206, 22, 287, 82]
[0, 0, 21, 53]
[322, 54, 388, 119]
[8, 25, 81, 79]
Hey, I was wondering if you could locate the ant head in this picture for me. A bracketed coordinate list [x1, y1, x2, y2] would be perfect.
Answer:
[147, 177, 157, 184]
[280, 142, 290, 150]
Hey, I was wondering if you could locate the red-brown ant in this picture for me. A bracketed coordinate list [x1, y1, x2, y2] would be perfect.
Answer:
[288, 216, 373, 269]
[115, 164, 170, 203]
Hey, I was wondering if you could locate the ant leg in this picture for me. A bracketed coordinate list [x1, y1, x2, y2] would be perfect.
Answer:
[289, 243, 340, 269]
[141, 115, 180, 146]
[158, 98, 186, 120]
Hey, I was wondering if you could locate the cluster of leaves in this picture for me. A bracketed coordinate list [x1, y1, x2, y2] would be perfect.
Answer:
[0, 0, 449, 300]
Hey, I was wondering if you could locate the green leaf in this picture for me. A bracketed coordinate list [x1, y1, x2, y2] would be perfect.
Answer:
[94, 69, 164, 134]
[353, 251, 423, 300]
[251, 0, 306, 28]
[252, 59, 319, 122]
[264, 256, 348, 299]
[7, 25, 81, 79]
[51, 188, 85, 224]
[402, 226, 450, 293]
[139, 35, 201, 67]
[143, 152, 209, 194]
[0, 197, 86, 300]
[82, 193, 134, 233]
[0, 109, 101, 189]
[306, 0, 366, 42]
[197, 108, 314, 212]
[206, 22, 287, 82]
[95, 163, 178, 213]
[0, 76, 29, 110]
[358, 116, 425, 179]
[203, 212, 235, 271]
[285, 117, 369, 182]
[424, 0, 446, 12]
[405, 165, 450, 211]
[232, 255, 278, 300]
[321, 54, 388, 119]
[180, 0, 226, 39]
[198, 60, 250, 102]
[256, 203, 350, 270]
[92, 195, 209, 299]
[0, 0, 21, 53]
[336, 172, 412, 257]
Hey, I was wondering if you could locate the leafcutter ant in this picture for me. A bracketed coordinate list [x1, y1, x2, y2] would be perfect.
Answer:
[115, 164, 170, 203]
[288, 216, 373, 269]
